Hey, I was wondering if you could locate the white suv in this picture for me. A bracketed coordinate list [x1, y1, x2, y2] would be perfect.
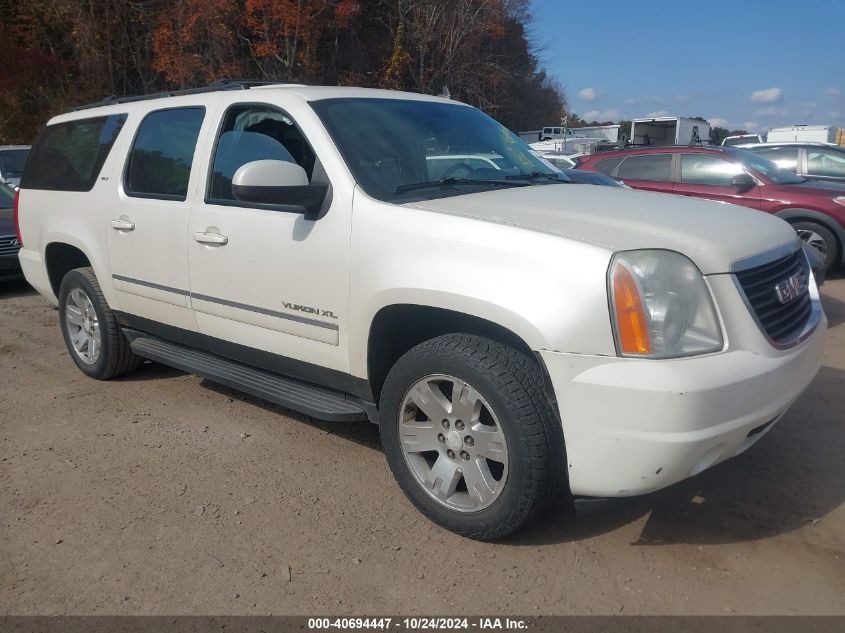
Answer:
[15, 82, 826, 539]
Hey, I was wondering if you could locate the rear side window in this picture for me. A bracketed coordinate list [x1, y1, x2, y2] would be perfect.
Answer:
[594, 156, 623, 176]
[125, 107, 205, 200]
[21, 115, 127, 191]
[806, 149, 845, 178]
[618, 154, 672, 181]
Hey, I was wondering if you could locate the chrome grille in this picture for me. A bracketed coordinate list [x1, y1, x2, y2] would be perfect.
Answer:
[0, 235, 20, 257]
[735, 249, 812, 345]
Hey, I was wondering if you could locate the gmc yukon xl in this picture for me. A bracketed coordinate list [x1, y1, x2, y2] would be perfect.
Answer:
[14, 82, 826, 539]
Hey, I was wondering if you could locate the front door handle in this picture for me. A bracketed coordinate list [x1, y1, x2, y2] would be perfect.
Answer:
[193, 231, 228, 246]
[111, 218, 135, 231]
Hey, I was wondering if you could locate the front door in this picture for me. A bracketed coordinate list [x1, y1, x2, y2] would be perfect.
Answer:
[108, 104, 211, 331]
[187, 100, 352, 384]
[615, 153, 674, 194]
[672, 153, 761, 210]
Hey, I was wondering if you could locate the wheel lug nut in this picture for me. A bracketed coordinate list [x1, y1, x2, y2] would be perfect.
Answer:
[437, 433, 445, 443]
[460, 450, 470, 461]
[447, 449, 456, 459]
[455, 420, 465, 431]
[441, 419, 450, 429]
[464, 436, 474, 446]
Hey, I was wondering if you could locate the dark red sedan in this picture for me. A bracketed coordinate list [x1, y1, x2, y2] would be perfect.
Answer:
[576, 145, 845, 271]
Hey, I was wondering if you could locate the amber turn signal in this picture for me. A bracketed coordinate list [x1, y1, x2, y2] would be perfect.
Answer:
[612, 263, 651, 354]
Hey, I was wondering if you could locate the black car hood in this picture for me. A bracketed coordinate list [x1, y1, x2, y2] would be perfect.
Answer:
[786, 179, 845, 194]
[0, 207, 14, 236]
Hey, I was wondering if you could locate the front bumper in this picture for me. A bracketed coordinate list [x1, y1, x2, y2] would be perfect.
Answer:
[539, 313, 826, 497]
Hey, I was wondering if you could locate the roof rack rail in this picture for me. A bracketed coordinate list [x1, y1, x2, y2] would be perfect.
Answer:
[71, 79, 283, 112]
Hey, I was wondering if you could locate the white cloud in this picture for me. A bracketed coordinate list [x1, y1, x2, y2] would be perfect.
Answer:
[742, 121, 759, 131]
[582, 109, 620, 122]
[750, 87, 783, 103]
[753, 106, 788, 118]
[578, 87, 600, 101]
[709, 117, 728, 128]
[645, 110, 669, 118]
[825, 87, 842, 97]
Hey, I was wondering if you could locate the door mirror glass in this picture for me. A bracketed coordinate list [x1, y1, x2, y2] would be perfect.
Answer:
[232, 159, 327, 218]
[730, 173, 756, 191]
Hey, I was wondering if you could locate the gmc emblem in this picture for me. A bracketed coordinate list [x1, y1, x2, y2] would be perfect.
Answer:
[774, 272, 806, 304]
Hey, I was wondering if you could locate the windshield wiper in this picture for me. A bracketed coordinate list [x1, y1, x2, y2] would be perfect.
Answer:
[395, 177, 531, 194]
[504, 171, 569, 182]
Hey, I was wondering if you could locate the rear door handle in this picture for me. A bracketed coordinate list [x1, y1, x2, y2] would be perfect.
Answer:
[193, 231, 228, 246]
[111, 218, 135, 231]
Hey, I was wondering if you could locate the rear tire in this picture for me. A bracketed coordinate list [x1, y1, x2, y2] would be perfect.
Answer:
[58, 267, 141, 380]
[379, 334, 565, 540]
[792, 220, 838, 273]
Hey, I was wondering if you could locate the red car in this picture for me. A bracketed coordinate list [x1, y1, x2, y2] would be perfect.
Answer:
[576, 145, 845, 272]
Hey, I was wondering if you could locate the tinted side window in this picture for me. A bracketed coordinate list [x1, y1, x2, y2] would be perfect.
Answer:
[208, 105, 316, 202]
[21, 115, 127, 191]
[125, 107, 205, 200]
[594, 157, 623, 176]
[753, 147, 799, 171]
[617, 154, 672, 181]
[679, 154, 743, 186]
[806, 149, 845, 178]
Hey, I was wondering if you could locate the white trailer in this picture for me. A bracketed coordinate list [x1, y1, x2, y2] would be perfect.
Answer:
[571, 124, 621, 142]
[518, 130, 542, 143]
[630, 117, 710, 146]
[766, 125, 843, 144]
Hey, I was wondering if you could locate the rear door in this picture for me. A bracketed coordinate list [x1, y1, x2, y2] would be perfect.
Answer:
[614, 153, 674, 193]
[673, 153, 761, 209]
[108, 103, 213, 331]
[804, 147, 845, 183]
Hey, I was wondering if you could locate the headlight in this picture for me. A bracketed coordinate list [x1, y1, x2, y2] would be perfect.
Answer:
[833, 197, 845, 208]
[609, 250, 723, 358]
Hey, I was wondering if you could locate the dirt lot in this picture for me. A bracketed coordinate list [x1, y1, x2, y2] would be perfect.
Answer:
[1, 277, 843, 616]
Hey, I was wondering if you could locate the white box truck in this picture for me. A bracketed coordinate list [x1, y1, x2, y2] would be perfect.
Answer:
[766, 125, 844, 145]
[630, 117, 710, 146]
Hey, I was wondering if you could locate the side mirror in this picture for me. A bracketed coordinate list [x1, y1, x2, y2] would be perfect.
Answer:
[730, 173, 756, 192]
[232, 159, 329, 219]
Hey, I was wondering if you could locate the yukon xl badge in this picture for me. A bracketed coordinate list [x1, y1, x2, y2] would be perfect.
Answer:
[774, 272, 806, 304]
[282, 301, 337, 319]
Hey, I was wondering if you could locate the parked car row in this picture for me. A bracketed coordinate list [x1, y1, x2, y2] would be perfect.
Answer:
[575, 145, 845, 273]
[0, 181, 22, 278]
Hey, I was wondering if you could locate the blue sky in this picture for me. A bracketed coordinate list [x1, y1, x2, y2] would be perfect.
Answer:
[529, 0, 844, 131]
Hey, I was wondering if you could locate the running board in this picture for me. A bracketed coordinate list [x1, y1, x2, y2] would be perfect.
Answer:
[128, 334, 369, 422]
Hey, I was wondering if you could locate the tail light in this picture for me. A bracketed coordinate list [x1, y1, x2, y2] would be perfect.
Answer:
[13, 188, 23, 247]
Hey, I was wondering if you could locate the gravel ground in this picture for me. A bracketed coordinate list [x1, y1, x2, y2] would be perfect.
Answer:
[1, 277, 843, 615]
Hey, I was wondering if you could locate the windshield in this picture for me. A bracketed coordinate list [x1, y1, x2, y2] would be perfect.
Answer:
[0, 149, 29, 180]
[724, 147, 805, 184]
[311, 98, 561, 202]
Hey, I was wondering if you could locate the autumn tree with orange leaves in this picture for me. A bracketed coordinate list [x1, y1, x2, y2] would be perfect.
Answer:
[0, 0, 566, 144]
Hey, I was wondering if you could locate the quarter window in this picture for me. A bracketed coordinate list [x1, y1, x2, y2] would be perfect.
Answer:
[20, 115, 127, 192]
[617, 154, 672, 181]
[806, 149, 845, 178]
[125, 107, 205, 200]
[594, 156, 623, 176]
[679, 154, 743, 186]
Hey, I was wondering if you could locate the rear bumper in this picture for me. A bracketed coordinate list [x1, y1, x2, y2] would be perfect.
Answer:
[18, 248, 56, 304]
[539, 315, 826, 497]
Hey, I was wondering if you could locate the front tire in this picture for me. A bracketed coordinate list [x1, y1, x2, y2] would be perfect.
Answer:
[58, 267, 141, 380]
[379, 334, 564, 540]
[793, 220, 838, 273]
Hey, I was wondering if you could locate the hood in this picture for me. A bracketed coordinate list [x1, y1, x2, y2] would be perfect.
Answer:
[781, 179, 845, 195]
[405, 183, 799, 274]
[0, 207, 13, 236]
